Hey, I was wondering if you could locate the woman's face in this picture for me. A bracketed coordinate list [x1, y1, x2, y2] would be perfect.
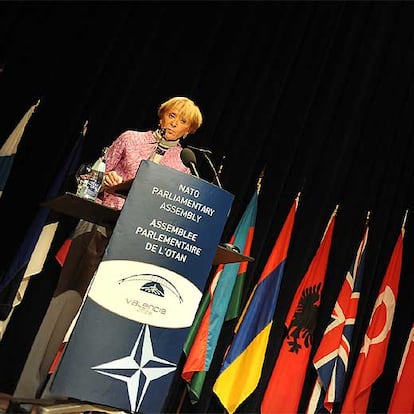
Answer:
[160, 107, 191, 140]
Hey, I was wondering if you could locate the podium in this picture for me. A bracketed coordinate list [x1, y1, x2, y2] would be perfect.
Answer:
[41, 192, 120, 226]
[46, 161, 253, 414]
[42, 194, 253, 266]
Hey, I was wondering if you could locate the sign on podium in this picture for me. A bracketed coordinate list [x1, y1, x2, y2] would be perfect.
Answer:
[50, 161, 234, 413]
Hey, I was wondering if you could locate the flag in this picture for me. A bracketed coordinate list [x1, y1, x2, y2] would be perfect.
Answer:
[340, 211, 406, 414]
[306, 214, 370, 413]
[213, 193, 299, 414]
[0, 121, 88, 326]
[226, 167, 265, 321]
[0, 99, 40, 198]
[388, 322, 414, 413]
[0, 222, 58, 339]
[55, 229, 75, 266]
[261, 206, 338, 414]
[181, 185, 259, 403]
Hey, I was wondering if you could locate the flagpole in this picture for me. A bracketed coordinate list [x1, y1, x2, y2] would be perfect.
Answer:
[256, 165, 266, 194]
[321, 204, 339, 240]
[175, 384, 187, 414]
[365, 210, 371, 226]
[81, 119, 88, 137]
[401, 208, 408, 238]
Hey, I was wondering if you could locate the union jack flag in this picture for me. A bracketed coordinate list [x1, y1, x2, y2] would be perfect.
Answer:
[306, 216, 369, 413]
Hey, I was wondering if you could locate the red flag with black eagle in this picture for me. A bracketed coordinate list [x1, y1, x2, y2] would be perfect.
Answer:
[261, 206, 338, 414]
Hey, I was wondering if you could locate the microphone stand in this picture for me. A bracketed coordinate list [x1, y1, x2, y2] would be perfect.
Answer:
[201, 152, 223, 188]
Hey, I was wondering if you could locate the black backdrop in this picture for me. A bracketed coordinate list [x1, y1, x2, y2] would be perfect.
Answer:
[0, 1, 413, 413]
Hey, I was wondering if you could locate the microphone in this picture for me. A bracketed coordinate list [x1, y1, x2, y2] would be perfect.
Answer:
[149, 128, 177, 164]
[180, 148, 200, 178]
[186, 144, 213, 155]
[182, 146, 223, 188]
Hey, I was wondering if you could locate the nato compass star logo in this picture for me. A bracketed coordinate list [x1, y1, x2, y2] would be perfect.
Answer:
[91, 324, 176, 413]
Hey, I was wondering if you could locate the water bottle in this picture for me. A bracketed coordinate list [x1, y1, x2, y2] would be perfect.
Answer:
[77, 147, 107, 201]
[75, 163, 92, 198]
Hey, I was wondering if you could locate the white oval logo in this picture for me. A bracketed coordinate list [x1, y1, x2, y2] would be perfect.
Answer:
[88, 260, 202, 328]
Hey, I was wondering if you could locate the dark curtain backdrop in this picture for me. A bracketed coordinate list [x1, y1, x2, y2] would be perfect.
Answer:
[0, 1, 413, 413]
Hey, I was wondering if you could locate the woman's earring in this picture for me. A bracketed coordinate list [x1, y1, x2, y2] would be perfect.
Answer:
[182, 133, 188, 139]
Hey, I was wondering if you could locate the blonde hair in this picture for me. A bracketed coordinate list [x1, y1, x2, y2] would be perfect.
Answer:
[158, 96, 203, 134]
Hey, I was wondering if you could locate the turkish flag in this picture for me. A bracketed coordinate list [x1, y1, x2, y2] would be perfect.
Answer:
[341, 231, 403, 413]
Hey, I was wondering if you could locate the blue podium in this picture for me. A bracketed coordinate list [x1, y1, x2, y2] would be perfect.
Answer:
[50, 161, 234, 413]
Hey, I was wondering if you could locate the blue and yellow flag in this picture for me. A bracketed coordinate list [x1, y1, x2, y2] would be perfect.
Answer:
[182, 188, 259, 403]
[213, 194, 299, 414]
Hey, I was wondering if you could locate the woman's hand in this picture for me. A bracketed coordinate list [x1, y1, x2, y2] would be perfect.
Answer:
[103, 170, 123, 188]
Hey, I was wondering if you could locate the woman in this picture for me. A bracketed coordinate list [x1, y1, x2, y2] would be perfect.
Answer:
[9, 96, 203, 412]
[102, 96, 203, 210]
